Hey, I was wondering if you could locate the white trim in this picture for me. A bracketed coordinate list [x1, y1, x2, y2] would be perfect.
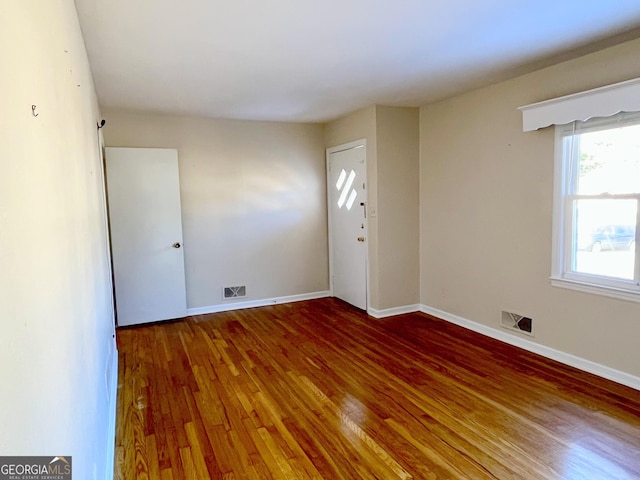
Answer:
[550, 277, 640, 304]
[326, 139, 366, 155]
[97, 127, 118, 336]
[104, 349, 118, 480]
[518, 77, 640, 131]
[186, 291, 331, 316]
[326, 139, 369, 310]
[550, 114, 640, 299]
[420, 304, 640, 392]
[368, 304, 421, 319]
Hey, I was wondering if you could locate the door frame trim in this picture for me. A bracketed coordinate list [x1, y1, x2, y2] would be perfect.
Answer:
[326, 139, 369, 310]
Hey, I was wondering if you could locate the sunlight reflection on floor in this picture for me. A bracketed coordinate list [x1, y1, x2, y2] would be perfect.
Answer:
[561, 435, 636, 480]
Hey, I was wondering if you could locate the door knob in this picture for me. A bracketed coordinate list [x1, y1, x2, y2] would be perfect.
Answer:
[173, 242, 181, 248]
[357, 237, 365, 242]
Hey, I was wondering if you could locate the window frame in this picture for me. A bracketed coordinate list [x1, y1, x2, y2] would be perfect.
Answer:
[551, 112, 640, 302]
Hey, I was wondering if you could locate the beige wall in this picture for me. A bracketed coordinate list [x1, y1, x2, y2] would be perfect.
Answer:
[376, 107, 420, 310]
[420, 37, 640, 376]
[325, 106, 420, 311]
[0, 1, 116, 476]
[102, 110, 328, 309]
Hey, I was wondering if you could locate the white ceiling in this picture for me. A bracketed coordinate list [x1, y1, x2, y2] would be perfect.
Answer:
[75, 0, 640, 123]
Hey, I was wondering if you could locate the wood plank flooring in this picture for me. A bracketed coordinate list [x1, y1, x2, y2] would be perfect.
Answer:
[114, 298, 640, 479]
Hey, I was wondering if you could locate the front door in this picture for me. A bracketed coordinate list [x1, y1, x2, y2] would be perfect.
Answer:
[105, 147, 187, 326]
[327, 142, 367, 310]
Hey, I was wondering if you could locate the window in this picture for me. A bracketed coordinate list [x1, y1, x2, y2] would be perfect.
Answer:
[552, 112, 640, 301]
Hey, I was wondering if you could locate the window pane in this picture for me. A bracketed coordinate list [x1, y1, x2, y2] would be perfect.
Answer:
[574, 199, 636, 280]
[577, 124, 640, 195]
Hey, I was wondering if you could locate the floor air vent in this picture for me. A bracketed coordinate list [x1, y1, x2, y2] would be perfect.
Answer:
[501, 310, 534, 336]
[223, 285, 246, 300]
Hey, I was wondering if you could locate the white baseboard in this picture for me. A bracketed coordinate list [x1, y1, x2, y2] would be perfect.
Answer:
[105, 348, 118, 480]
[368, 304, 421, 319]
[420, 304, 640, 392]
[187, 290, 331, 316]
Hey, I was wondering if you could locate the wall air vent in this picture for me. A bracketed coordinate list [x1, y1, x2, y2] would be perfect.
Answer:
[223, 285, 246, 300]
[501, 310, 534, 336]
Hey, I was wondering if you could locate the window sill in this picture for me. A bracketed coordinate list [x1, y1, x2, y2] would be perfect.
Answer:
[550, 276, 640, 303]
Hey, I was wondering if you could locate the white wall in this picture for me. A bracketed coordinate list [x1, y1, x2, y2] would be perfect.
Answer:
[0, 1, 116, 478]
[102, 110, 328, 310]
[420, 37, 640, 378]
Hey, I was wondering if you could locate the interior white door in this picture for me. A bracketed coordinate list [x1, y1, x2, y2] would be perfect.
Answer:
[328, 144, 367, 310]
[105, 147, 187, 326]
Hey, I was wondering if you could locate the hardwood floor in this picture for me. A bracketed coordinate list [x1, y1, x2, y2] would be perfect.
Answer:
[114, 298, 640, 479]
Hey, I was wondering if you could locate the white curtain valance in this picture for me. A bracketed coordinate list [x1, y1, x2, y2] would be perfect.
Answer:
[518, 77, 640, 132]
